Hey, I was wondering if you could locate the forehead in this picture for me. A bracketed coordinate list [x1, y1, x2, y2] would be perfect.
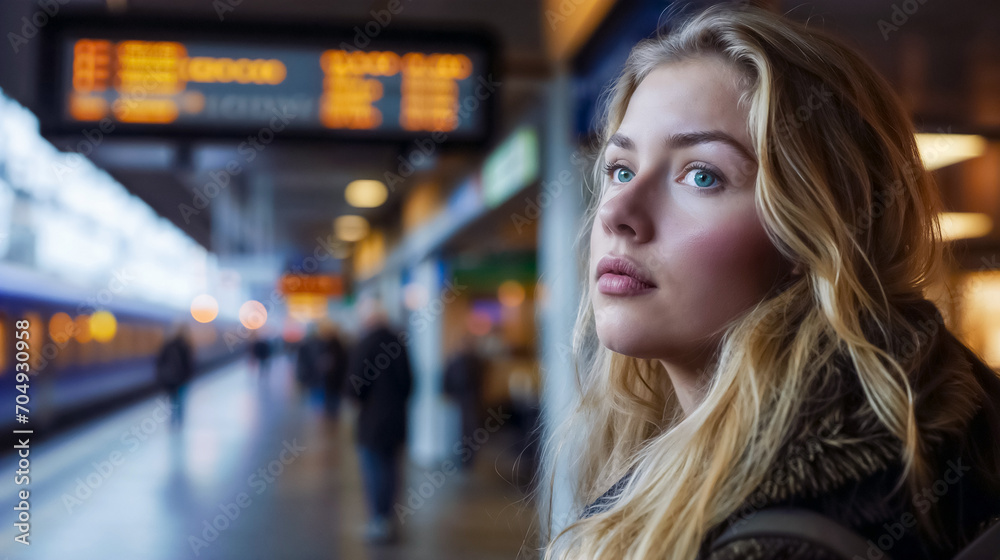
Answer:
[617, 57, 752, 148]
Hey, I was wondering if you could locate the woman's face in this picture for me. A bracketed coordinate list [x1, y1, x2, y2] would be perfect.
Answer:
[590, 57, 792, 365]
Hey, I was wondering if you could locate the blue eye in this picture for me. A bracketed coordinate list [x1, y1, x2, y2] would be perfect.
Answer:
[682, 167, 720, 189]
[602, 161, 635, 183]
[615, 168, 635, 183]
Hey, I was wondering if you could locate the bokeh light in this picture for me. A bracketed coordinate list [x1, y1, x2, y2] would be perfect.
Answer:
[466, 310, 492, 336]
[74, 315, 92, 343]
[191, 294, 219, 323]
[239, 300, 267, 330]
[89, 310, 117, 343]
[345, 179, 388, 208]
[498, 280, 525, 307]
[48, 312, 74, 344]
[334, 215, 370, 242]
[283, 320, 305, 344]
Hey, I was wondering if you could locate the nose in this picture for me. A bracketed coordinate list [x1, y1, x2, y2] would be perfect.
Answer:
[597, 182, 654, 243]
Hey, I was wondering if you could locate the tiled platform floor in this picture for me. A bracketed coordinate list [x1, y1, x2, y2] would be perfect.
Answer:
[0, 357, 538, 560]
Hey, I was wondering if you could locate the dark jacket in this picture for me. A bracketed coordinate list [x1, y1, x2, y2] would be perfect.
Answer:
[155, 335, 193, 389]
[324, 334, 348, 393]
[582, 300, 1000, 559]
[443, 351, 485, 402]
[344, 325, 413, 453]
[295, 335, 326, 387]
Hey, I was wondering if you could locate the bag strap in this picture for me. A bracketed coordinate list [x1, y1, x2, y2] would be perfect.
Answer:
[953, 518, 1000, 560]
[711, 507, 884, 560]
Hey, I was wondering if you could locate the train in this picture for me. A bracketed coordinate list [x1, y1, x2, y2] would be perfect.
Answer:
[0, 263, 247, 435]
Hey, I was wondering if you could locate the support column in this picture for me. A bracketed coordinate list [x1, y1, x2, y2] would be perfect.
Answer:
[406, 256, 447, 467]
[247, 173, 275, 255]
[538, 64, 587, 536]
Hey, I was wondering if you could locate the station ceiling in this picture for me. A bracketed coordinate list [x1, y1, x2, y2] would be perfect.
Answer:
[3, 0, 549, 255]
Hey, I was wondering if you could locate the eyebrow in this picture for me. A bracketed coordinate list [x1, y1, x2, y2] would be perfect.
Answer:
[607, 131, 756, 163]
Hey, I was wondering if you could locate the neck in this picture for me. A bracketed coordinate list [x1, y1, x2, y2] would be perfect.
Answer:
[659, 348, 715, 416]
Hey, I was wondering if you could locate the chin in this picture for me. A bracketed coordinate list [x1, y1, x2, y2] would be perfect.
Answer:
[596, 325, 659, 360]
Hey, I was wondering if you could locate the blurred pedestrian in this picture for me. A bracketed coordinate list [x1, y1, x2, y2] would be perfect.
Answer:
[319, 321, 349, 418]
[295, 326, 326, 402]
[155, 323, 194, 426]
[442, 333, 486, 469]
[250, 331, 273, 378]
[344, 296, 412, 544]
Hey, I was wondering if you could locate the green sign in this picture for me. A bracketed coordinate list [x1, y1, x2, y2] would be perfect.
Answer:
[482, 125, 539, 207]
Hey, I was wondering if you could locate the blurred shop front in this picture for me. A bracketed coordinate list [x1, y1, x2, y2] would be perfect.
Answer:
[349, 110, 547, 472]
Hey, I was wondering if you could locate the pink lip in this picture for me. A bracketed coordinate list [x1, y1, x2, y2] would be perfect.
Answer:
[595, 255, 657, 296]
[597, 273, 656, 295]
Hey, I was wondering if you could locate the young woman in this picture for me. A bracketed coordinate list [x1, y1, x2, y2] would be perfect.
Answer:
[540, 4, 1000, 559]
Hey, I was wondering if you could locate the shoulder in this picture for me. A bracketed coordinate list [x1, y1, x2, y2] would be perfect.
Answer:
[372, 325, 405, 345]
[704, 536, 844, 560]
[700, 506, 884, 560]
[355, 328, 383, 349]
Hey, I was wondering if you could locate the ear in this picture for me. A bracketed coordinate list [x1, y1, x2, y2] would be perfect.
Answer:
[791, 263, 804, 276]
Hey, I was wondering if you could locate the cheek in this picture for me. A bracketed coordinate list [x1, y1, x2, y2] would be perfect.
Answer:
[673, 212, 782, 304]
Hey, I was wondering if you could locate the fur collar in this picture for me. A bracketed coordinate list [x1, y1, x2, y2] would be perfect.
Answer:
[725, 298, 996, 529]
[582, 298, 1000, 535]
[730, 395, 905, 526]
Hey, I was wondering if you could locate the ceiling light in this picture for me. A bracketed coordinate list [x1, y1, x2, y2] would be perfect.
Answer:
[939, 212, 993, 241]
[334, 215, 370, 242]
[916, 133, 987, 171]
[345, 180, 388, 208]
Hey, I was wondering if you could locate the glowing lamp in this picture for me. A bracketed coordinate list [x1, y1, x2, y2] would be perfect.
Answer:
[498, 280, 525, 308]
[74, 315, 92, 343]
[345, 180, 389, 208]
[90, 311, 117, 343]
[239, 300, 267, 330]
[49, 312, 74, 344]
[191, 294, 219, 323]
[334, 215, 370, 242]
[939, 212, 993, 242]
[916, 133, 986, 171]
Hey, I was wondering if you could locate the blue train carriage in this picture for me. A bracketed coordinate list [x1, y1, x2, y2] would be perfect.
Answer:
[0, 266, 245, 434]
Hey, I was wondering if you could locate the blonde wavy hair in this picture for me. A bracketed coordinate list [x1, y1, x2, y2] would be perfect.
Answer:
[539, 4, 995, 559]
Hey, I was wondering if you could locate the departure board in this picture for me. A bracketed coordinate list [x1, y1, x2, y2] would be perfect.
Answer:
[43, 19, 494, 142]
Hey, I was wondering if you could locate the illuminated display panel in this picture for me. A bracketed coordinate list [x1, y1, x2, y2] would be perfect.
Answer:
[43, 19, 494, 142]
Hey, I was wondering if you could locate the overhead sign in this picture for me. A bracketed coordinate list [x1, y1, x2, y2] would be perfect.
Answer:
[40, 18, 496, 142]
[482, 125, 539, 207]
[278, 274, 343, 296]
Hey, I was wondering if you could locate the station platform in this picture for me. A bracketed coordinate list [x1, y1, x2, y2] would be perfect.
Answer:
[0, 357, 537, 560]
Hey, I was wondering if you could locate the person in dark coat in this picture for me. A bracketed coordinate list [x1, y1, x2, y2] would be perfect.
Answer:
[320, 322, 349, 418]
[250, 332, 273, 378]
[155, 324, 194, 426]
[442, 333, 486, 468]
[295, 328, 326, 401]
[343, 297, 413, 544]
